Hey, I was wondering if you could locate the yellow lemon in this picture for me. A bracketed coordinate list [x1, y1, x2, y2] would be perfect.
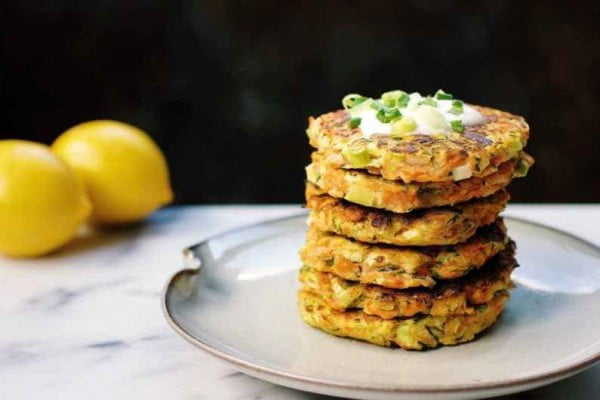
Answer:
[52, 120, 173, 224]
[0, 140, 91, 257]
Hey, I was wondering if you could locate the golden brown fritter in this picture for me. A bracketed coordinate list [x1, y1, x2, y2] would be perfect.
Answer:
[299, 245, 516, 319]
[306, 184, 509, 246]
[307, 151, 529, 213]
[298, 288, 509, 350]
[299, 221, 509, 289]
[307, 105, 531, 183]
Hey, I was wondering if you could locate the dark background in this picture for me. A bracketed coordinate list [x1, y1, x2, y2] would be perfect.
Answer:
[1, 1, 599, 204]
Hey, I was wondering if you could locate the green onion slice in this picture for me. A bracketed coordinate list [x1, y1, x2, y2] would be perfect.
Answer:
[376, 107, 402, 123]
[348, 117, 362, 128]
[397, 93, 411, 107]
[388, 108, 402, 121]
[450, 120, 465, 133]
[435, 89, 454, 100]
[420, 97, 438, 107]
[381, 90, 405, 107]
[342, 94, 368, 109]
[449, 100, 464, 115]
[370, 100, 384, 110]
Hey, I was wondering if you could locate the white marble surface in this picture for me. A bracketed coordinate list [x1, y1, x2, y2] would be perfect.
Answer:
[1, 204, 598, 400]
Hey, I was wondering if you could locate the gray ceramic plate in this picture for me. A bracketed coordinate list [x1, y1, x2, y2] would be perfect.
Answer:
[162, 214, 600, 400]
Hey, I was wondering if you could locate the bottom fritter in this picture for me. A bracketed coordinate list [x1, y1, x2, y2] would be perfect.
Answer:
[298, 289, 509, 350]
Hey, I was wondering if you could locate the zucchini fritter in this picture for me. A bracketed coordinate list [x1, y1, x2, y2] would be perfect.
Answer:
[299, 246, 516, 319]
[306, 184, 509, 246]
[307, 105, 530, 183]
[299, 221, 509, 289]
[298, 289, 509, 350]
[307, 151, 530, 213]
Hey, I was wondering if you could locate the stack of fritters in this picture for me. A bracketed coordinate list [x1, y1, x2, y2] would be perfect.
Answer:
[298, 102, 533, 350]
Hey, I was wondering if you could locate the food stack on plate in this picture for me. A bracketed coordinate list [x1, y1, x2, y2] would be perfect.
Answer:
[298, 89, 533, 350]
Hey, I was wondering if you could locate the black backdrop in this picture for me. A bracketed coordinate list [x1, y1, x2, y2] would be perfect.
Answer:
[2, 1, 599, 203]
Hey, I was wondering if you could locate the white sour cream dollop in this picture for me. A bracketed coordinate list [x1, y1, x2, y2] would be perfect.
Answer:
[348, 92, 484, 138]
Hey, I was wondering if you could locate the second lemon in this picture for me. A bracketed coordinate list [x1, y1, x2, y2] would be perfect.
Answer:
[52, 120, 173, 224]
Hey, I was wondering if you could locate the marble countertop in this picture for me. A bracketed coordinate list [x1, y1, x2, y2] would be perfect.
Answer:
[1, 204, 598, 400]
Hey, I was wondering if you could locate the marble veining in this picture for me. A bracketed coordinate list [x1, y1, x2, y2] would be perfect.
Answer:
[1, 205, 598, 400]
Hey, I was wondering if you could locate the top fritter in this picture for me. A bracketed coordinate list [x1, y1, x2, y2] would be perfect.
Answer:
[306, 90, 530, 183]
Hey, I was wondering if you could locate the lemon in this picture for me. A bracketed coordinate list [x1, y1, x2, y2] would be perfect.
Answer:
[0, 140, 91, 257]
[52, 120, 173, 224]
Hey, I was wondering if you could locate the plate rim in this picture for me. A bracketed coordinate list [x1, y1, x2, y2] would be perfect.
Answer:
[161, 213, 600, 395]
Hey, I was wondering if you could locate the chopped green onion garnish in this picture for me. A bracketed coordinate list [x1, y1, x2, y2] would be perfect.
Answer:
[391, 117, 417, 137]
[376, 107, 402, 123]
[342, 141, 371, 167]
[450, 120, 465, 133]
[381, 90, 405, 107]
[421, 97, 438, 107]
[435, 89, 453, 100]
[348, 117, 362, 128]
[342, 94, 368, 109]
[397, 93, 411, 108]
[370, 100, 384, 110]
[388, 108, 402, 121]
[449, 100, 464, 115]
